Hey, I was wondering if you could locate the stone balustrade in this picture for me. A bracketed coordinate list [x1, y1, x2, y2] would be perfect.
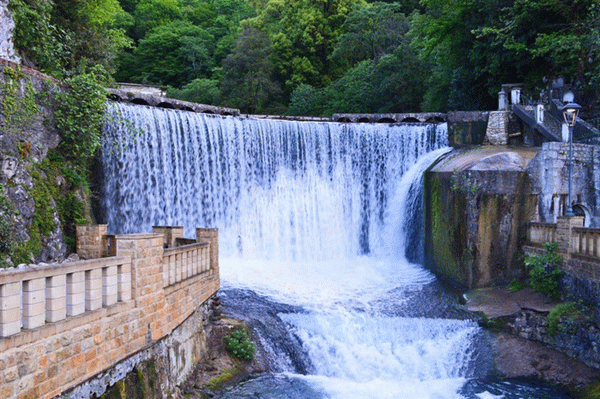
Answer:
[0, 256, 131, 338]
[0, 225, 219, 399]
[572, 227, 600, 259]
[162, 242, 210, 287]
[528, 222, 557, 246]
[528, 217, 600, 261]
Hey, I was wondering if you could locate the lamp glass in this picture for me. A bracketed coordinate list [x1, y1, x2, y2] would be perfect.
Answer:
[561, 102, 581, 127]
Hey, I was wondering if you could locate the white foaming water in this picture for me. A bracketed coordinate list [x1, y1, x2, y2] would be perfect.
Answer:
[102, 103, 479, 398]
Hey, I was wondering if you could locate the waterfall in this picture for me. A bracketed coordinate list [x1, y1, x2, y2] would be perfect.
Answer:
[102, 102, 564, 399]
[102, 102, 448, 262]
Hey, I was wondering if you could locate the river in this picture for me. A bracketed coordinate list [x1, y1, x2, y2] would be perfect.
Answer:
[102, 103, 571, 398]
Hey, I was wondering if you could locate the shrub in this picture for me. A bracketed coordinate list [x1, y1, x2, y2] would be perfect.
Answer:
[55, 65, 109, 169]
[224, 328, 256, 361]
[0, 189, 15, 255]
[508, 278, 524, 292]
[524, 242, 562, 299]
[547, 302, 582, 336]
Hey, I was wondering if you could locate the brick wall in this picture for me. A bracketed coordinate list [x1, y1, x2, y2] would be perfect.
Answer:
[0, 226, 220, 399]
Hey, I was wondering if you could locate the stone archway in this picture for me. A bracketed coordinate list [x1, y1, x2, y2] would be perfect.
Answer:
[573, 204, 591, 227]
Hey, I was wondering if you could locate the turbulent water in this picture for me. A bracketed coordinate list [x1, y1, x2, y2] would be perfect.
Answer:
[102, 102, 570, 399]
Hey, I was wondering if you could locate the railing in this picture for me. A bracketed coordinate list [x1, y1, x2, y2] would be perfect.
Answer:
[572, 227, 600, 258]
[0, 256, 131, 338]
[162, 242, 211, 287]
[528, 222, 557, 246]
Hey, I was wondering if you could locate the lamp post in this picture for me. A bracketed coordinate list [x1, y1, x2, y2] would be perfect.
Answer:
[561, 102, 581, 217]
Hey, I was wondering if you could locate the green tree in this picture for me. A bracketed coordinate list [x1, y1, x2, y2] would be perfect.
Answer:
[247, 0, 366, 94]
[131, 0, 182, 40]
[10, 0, 131, 77]
[56, 66, 110, 168]
[130, 21, 215, 86]
[331, 2, 411, 66]
[167, 78, 221, 105]
[220, 28, 283, 113]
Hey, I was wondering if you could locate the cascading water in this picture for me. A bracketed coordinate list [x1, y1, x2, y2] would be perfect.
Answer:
[102, 102, 570, 399]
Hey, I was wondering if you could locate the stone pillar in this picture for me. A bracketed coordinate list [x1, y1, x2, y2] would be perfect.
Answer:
[102, 266, 118, 307]
[67, 271, 85, 316]
[535, 103, 544, 124]
[85, 269, 102, 311]
[556, 216, 584, 258]
[196, 228, 219, 280]
[76, 224, 108, 259]
[484, 111, 510, 145]
[498, 91, 508, 111]
[153, 226, 184, 248]
[45, 275, 66, 323]
[22, 278, 45, 329]
[511, 88, 521, 105]
[0, 282, 20, 337]
[115, 233, 165, 340]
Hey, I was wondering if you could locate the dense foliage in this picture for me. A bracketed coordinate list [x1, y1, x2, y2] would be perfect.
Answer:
[8, 0, 600, 115]
[224, 328, 256, 360]
[524, 242, 563, 299]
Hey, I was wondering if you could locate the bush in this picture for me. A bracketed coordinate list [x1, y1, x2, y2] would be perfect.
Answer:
[508, 279, 524, 293]
[55, 65, 109, 168]
[524, 242, 562, 299]
[224, 328, 256, 361]
[547, 302, 582, 336]
[0, 189, 15, 255]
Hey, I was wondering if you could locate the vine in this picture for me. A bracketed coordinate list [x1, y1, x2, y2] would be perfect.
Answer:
[0, 66, 40, 148]
[55, 65, 109, 169]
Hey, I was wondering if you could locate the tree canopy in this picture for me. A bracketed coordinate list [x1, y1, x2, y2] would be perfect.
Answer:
[8, 0, 600, 116]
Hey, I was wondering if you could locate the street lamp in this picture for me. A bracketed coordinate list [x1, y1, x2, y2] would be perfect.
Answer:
[561, 101, 581, 217]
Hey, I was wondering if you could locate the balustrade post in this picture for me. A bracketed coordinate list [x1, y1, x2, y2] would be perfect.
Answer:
[556, 216, 584, 258]
[85, 269, 102, 311]
[46, 275, 67, 323]
[67, 272, 85, 316]
[22, 278, 45, 329]
[196, 228, 219, 275]
[0, 282, 21, 337]
[103, 266, 118, 307]
[118, 263, 132, 302]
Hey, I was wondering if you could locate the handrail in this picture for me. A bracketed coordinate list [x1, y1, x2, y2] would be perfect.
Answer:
[162, 241, 211, 287]
[513, 104, 561, 141]
[0, 256, 131, 337]
[528, 222, 557, 246]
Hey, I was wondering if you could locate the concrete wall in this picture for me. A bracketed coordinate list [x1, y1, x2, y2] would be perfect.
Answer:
[424, 147, 539, 288]
[424, 141, 600, 289]
[0, 226, 220, 399]
[446, 111, 489, 147]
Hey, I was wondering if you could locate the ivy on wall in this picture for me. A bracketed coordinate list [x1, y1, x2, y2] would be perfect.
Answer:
[55, 65, 109, 169]
[0, 66, 40, 151]
[0, 64, 108, 266]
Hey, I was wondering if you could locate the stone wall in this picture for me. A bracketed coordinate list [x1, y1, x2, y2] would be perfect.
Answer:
[446, 111, 489, 147]
[506, 307, 600, 370]
[424, 147, 539, 288]
[0, 59, 74, 265]
[527, 142, 600, 228]
[425, 140, 600, 289]
[0, 226, 220, 399]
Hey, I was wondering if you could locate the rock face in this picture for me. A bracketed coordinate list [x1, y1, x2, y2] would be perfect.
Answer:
[0, 64, 72, 265]
[0, 1, 20, 64]
[492, 332, 600, 386]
